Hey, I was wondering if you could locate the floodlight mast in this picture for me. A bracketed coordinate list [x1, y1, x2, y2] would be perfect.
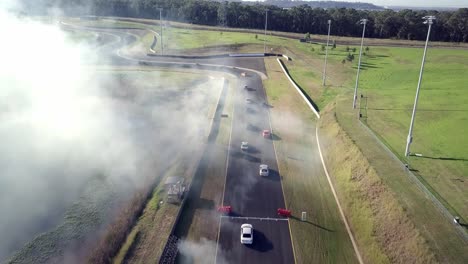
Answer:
[322, 20, 332, 86]
[159, 8, 163, 55]
[264, 10, 268, 54]
[352, 18, 367, 109]
[405, 16, 436, 157]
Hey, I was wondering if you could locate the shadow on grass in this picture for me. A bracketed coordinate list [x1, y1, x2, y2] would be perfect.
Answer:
[366, 54, 390, 58]
[278, 60, 320, 112]
[290, 216, 334, 232]
[410, 154, 468, 162]
[368, 108, 468, 112]
[352, 62, 379, 70]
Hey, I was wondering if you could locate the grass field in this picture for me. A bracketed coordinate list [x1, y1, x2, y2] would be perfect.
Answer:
[353, 47, 468, 222]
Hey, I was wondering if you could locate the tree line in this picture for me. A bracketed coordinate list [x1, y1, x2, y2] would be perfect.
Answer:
[18, 0, 468, 42]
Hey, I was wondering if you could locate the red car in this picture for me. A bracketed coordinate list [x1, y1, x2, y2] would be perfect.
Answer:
[262, 130, 271, 138]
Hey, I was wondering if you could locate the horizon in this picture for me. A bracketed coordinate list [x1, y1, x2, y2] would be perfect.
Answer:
[241, 0, 468, 8]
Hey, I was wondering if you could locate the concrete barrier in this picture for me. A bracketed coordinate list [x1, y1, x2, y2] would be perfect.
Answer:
[276, 58, 320, 119]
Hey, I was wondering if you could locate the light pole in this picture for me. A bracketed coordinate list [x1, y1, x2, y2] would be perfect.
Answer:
[405, 16, 436, 157]
[159, 8, 163, 55]
[322, 20, 331, 86]
[352, 18, 367, 109]
[264, 10, 268, 54]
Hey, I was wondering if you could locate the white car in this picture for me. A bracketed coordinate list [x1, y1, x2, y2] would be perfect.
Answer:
[259, 164, 269, 176]
[240, 224, 253, 244]
[241, 141, 249, 151]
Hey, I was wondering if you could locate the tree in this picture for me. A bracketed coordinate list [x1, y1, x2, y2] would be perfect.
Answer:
[347, 53, 355, 62]
[352, 47, 357, 52]
[255, 34, 258, 39]
[332, 41, 336, 49]
[346, 46, 350, 52]
[342, 59, 346, 65]
[305, 32, 311, 40]
[321, 44, 325, 51]
[365, 46, 370, 52]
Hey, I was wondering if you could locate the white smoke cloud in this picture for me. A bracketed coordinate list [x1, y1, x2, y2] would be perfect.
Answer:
[178, 238, 229, 264]
[0, 5, 223, 262]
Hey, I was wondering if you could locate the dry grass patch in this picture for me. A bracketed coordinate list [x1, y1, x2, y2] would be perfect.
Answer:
[320, 102, 436, 264]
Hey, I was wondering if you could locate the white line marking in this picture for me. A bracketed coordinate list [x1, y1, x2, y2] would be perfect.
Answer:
[316, 125, 364, 264]
[214, 79, 235, 264]
[220, 215, 289, 221]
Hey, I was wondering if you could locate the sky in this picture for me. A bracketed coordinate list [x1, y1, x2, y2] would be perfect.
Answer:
[242, 0, 468, 8]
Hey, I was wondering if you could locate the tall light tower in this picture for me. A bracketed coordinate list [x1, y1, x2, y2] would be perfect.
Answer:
[405, 16, 436, 157]
[352, 18, 368, 109]
[264, 10, 268, 54]
[322, 20, 332, 86]
[159, 8, 164, 55]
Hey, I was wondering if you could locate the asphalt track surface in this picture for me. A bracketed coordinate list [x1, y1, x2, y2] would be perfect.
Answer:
[215, 70, 295, 264]
[70, 25, 294, 264]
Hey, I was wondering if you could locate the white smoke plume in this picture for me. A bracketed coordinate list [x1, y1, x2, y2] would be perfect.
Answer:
[178, 238, 229, 264]
[0, 2, 222, 262]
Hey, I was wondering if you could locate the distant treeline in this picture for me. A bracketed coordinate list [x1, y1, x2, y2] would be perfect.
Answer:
[18, 0, 468, 42]
[249, 0, 384, 10]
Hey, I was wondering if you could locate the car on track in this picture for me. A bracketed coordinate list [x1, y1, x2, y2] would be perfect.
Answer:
[240, 224, 253, 244]
[259, 164, 269, 176]
[262, 130, 271, 138]
[241, 141, 249, 151]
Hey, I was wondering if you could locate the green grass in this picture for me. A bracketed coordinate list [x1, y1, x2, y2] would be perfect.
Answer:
[354, 46, 468, 221]
[334, 94, 468, 263]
